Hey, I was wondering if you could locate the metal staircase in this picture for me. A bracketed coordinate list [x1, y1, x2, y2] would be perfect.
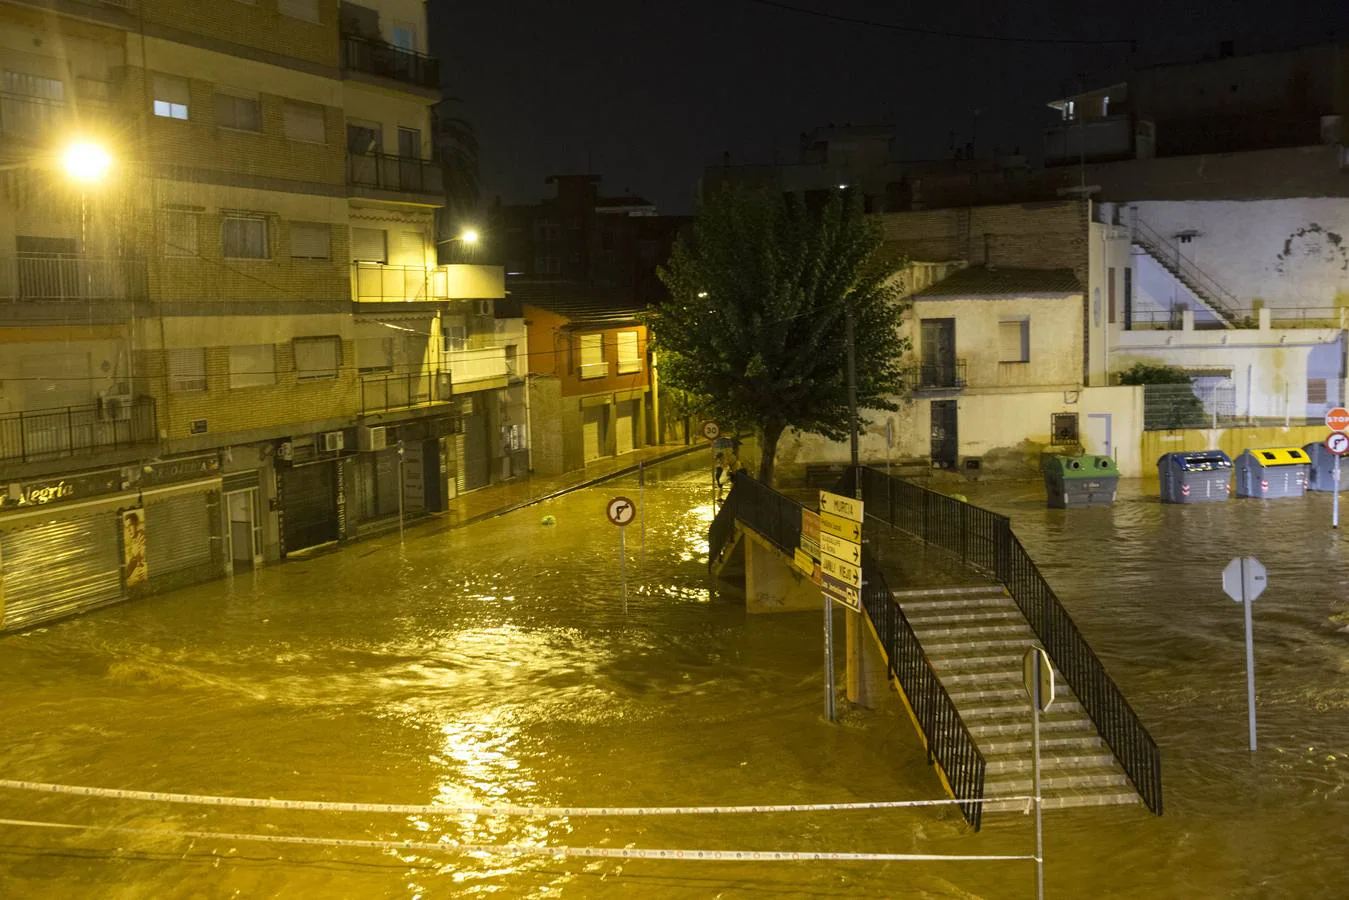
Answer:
[895, 584, 1139, 812]
[1131, 218, 1241, 328]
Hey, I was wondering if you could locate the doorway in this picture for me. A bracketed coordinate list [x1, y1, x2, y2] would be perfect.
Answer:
[1085, 413, 1113, 459]
[930, 400, 958, 469]
[225, 489, 262, 572]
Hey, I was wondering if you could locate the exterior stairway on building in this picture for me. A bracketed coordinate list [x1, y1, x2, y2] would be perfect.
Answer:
[1131, 218, 1241, 329]
[893, 583, 1140, 813]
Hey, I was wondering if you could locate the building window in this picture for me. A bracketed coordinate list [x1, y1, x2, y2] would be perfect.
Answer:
[290, 222, 331, 260]
[1051, 413, 1079, 444]
[392, 21, 417, 51]
[356, 337, 395, 373]
[283, 101, 326, 144]
[397, 126, 421, 159]
[578, 333, 607, 378]
[442, 325, 466, 352]
[163, 210, 199, 257]
[0, 72, 65, 138]
[229, 344, 275, 388]
[1308, 378, 1329, 405]
[533, 256, 561, 275]
[222, 215, 269, 259]
[505, 343, 519, 377]
[168, 348, 207, 392]
[277, 0, 319, 23]
[294, 336, 340, 380]
[616, 330, 641, 374]
[152, 74, 189, 120]
[999, 319, 1030, 363]
[1107, 266, 1117, 324]
[350, 226, 387, 263]
[216, 89, 261, 132]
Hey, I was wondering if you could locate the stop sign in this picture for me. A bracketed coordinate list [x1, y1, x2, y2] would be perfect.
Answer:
[1327, 407, 1349, 432]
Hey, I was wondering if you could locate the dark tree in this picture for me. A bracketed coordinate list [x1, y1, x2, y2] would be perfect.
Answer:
[653, 186, 909, 484]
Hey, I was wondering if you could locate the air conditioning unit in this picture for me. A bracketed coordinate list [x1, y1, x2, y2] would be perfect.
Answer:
[321, 431, 345, 452]
[101, 394, 132, 422]
[436, 371, 452, 398]
[278, 440, 294, 461]
[474, 300, 493, 317]
[358, 425, 388, 451]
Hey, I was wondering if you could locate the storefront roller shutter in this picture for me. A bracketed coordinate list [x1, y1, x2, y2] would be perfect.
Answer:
[1, 515, 122, 631]
[460, 411, 490, 492]
[144, 493, 214, 577]
[282, 462, 337, 553]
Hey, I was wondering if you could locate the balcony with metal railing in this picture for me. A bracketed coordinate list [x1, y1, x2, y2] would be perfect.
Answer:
[0, 254, 148, 304]
[908, 359, 967, 391]
[0, 397, 157, 464]
[341, 33, 440, 90]
[359, 370, 453, 415]
[351, 263, 505, 303]
[443, 346, 509, 386]
[347, 152, 444, 199]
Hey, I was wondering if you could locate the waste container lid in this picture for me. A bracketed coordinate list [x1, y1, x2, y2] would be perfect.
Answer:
[1160, 450, 1232, 470]
[1244, 447, 1310, 466]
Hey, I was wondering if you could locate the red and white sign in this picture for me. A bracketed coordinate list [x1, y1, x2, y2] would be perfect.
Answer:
[1326, 432, 1349, 456]
[1326, 407, 1349, 432]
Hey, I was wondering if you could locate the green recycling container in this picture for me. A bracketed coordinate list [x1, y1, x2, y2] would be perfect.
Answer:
[1043, 455, 1119, 508]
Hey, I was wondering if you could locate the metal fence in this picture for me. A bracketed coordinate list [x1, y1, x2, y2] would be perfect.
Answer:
[1141, 382, 1237, 430]
[0, 397, 157, 463]
[341, 34, 440, 90]
[359, 371, 451, 414]
[860, 544, 987, 829]
[0, 254, 147, 303]
[347, 152, 444, 195]
[852, 465, 1163, 816]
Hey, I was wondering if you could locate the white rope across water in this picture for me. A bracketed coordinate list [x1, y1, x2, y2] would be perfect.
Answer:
[0, 779, 1028, 817]
[0, 817, 1036, 864]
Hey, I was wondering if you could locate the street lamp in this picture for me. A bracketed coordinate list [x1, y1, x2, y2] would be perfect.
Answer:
[61, 140, 113, 184]
[437, 227, 480, 246]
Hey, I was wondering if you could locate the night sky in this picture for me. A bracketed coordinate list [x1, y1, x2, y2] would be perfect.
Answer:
[430, 0, 1349, 214]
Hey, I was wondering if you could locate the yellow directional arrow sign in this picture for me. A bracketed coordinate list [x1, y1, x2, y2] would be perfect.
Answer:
[819, 490, 864, 523]
[820, 531, 860, 566]
[818, 510, 861, 544]
[820, 552, 862, 589]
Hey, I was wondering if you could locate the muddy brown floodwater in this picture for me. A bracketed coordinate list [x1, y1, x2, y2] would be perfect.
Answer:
[0, 455, 1346, 898]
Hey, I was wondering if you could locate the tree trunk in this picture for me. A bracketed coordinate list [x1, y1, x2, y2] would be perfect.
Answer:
[757, 420, 786, 485]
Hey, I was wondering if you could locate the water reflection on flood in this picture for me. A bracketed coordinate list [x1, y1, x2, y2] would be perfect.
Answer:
[0, 463, 1346, 897]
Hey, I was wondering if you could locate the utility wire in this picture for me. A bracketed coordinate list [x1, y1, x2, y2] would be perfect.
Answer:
[741, 0, 1135, 46]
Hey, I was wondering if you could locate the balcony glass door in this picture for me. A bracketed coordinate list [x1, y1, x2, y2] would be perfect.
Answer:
[920, 318, 956, 388]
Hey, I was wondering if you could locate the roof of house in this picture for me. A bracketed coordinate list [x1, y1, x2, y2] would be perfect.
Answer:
[914, 266, 1082, 298]
[508, 279, 647, 326]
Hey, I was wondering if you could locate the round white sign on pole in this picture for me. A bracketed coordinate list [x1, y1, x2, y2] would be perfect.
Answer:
[606, 496, 637, 526]
[1326, 432, 1349, 456]
[701, 420, 721, 441]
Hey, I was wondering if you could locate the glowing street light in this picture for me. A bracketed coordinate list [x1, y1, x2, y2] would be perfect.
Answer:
[459, 228, 479, 245]
[62, 140, 113, 183]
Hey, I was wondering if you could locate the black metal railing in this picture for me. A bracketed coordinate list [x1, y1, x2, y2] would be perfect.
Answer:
[861, 545, 986, 829]
[909, 360, 967, 390]
[359, 370, 451, 414]
[719, 471, 801, 554]
[852, 464, 1164, 815]
[0, 254, 147, 303]
[707, 480, 740, 570]
[0, 397, 157, 463]
[341, 33, 440, 90]
[347, 152, 444, 195]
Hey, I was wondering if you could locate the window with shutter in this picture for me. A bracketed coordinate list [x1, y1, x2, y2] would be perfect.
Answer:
[163, 211, 199, 257]
[290, 222, 331, 259]
[1308, 378, 1329, 405]
[278, 0, 319, 22]
[356, 337, 394, 372]
[283, 101, 326, 143]
[216, 89, 261, 132]
[294, 337, 340, 380]
[579, 334, 607, 378]
[152, 74, 189, 119]
[168, 348, 207, 392]
[229, 344, 275, 388]
[399, 231, 425, 266]
[999, 320, 1029, 363]
[222, 215, 269, 259]
[616, 330, 640, 374]
[351, 227, 387, 262]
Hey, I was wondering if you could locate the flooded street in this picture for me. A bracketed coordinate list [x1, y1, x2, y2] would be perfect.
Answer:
[2, 455, 1347, 898]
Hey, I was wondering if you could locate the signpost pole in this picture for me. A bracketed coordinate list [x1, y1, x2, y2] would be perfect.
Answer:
[620, 525, 628, 614]
[1242, 559, 1257, 752]
[1334, 453, 1341, 530]
[823, 595, 836, 722]
[397, 440, 406, 541]
[1032, 673, 1044, 900]
[639, 461, 646, 565]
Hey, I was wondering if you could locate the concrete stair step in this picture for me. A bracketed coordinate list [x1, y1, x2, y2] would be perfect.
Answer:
[901, 609, 1024, 626]
[985, 770, 1132, 796]
[967, 716, 1094, 738]
[982, 790, 1141, 814]
[947, 685, 1078, 707]
[890, 586, 1006, 599]
[960, 702, 1088, 721]
[940, 667, 1023, 685]
[915, 623, 1032, 640]
[985, 753, 1118, 775]
[897, 597, 1016, 612]
[981, 734, 1104, 755]
[925, 637, 1039, 656]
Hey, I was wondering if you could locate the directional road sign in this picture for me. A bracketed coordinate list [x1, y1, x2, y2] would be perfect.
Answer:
[1022, 647, 1055, 712]
[1327, 432, 1349, 456]
[606, 496, 637, 527]
[1222, 556, 1267, 604]
[820, 531, 860, 566]
[701, 420, 721, 441]
[793, 547, 817, 578]
[1327, 407, 1349, 432]
[800, 509, 821, 560]
[819, 490, 864, 524]
[818, 510, 861, 544]
[821, 575, 861, 612]
[820, 552, 861, 589]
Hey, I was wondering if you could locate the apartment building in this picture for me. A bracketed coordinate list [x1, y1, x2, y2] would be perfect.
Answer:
[0, 0, 503, 632]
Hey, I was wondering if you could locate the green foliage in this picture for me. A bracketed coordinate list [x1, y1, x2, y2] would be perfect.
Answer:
[1118, 362, 1194, 385]
[650, 186, 909, 482]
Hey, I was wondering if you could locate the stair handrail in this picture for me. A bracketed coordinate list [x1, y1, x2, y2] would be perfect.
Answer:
[853, 465, 1163, 816]
[707, 480, 741, 570]
[1132, 217, 1241, 322]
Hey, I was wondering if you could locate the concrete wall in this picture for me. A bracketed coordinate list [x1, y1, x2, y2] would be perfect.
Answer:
[1089, 220, 1134, 385]
[527, 375, 565, 475]
[1131, 199, 1349, 311]
[1113, 326, 1346, 421]
[1141, 423, 1330, 482]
